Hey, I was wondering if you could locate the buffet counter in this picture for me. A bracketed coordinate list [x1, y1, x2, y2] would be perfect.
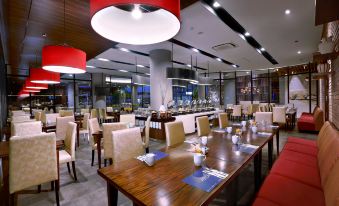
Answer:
[174, 109, 223, 134]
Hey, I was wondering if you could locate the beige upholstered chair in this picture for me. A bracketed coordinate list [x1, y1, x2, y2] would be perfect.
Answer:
[59, 110, 74, 117]
[218, 113, 228, 129]
[59, 122, 77, 181]
[91, 109, 98, 119]
[34, 111, 42, 121]
[232, 105, 242, 121]
[12, 121, 42, 137]
[80, 108, 89, 115]
[103, 109, 115, 123]
[197, 116, 211, 137]
[120, 114, 136, 127]
[143, 116, 151, 152]
[165, 121, 185, 147]
[88, 118, 102, 166]
[9, 133, 59, 205]
[41, 112, 60, 125]
[11, 110, 26, 116]
[103, 123, 128, 165]
[273, 107, 286, 125]
[106, 107, 113, 112]
[79, 113, 90, 142]
[98, 108, 105, 123]
[11, 115, 30, 122]
[255, 112, 273, 125]
[226, 104, 234, 109]
[56, 116, 75, 140]
[111, 127, 144, 164]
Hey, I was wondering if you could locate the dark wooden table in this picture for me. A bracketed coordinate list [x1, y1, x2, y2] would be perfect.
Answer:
[98, 124, 279, 206]
[286, 110, 297, 130]
[0, 140, 63, 206]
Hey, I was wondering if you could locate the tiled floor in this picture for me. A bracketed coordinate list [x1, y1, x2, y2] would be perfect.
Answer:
[3, 127, 317, 206]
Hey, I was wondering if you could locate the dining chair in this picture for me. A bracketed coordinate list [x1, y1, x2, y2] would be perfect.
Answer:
[106, 107, 113, 113]
[226, 104, 234, 109]
[11, 110, 26, 116]
[41, 112, 60, 125]
[88, 118, 102, 167]
[103, 123, 128, 166]
[273, 107, 287, 127]
[34, 111, 42, 121]
[98, 108, 105, 123]
[111, 127, 144, 164]
[9, 133, 59, 206]
[80, 108, 89, 115]
[218, 113, 229, 129]
[79, 113, 90, 142]
[91, 109, 98, 119]
[11, 121, 42, 137]
[56, 116, 75, 140]
[59, 110, 74, 117]
[143, 116, 151, 153]
[59, 122, 78, 181]
[255, 112, 273, 125]
[11, 115, 30, 122]
[165, 121, 185, 147]
[197, 116, 211, 137]
[103, 109, 115, 123]
[120, 114, 136, 127]
[232, 105, 242, 121]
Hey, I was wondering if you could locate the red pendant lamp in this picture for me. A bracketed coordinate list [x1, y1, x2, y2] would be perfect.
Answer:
[25, 78, 48, 90]
[30, 68, 60, 84]
[42, 45, 87, 74]
[18, 90, 30, 97]
[23, 87, 40, 93]
[90, 0, 181, 45]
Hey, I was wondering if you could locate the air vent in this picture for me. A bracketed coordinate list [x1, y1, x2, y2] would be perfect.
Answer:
[212, 43, 238, 52]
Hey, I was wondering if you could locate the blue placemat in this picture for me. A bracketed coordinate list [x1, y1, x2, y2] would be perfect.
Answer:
[153, 151, 169, 161]
[182, 168, 224, 192]
[239, 144, 259, 154]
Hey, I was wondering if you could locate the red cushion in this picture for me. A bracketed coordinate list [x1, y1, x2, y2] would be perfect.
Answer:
[257, 174, 325, 206]
[301, 112, 313, 117]
[283, 142, 318, 157]
[298, 120, 316, 131]
[271, 159, 322, 189]
[252, 197, 280, 206]
[287, 137, 317, 147]
[279, 149, 318, 168]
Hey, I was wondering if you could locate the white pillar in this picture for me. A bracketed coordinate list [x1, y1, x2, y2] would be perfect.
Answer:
[150, 49, 173, 110]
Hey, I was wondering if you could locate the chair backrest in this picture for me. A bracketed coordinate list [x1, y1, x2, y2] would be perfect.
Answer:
[41, 113, 60, 124]
[91, 109, 98, 119]
[165, 121, 185, 147]
[11, 110, 26, 116]
[232, 105, 242, 116]
[197, 116, 211, 137]
[64, 122, 77, 161]
[226, 104, 234, 109]
[80, 108, 89, 115]
[255, 112, 273, 125]
[12, 121, 42, 137]
[56, 116, 75, 140]
[218, 113, 228, 129]
[82, 113, 90, 130]
[144, 116, 151, 148]
[112, 127, 144, 163]
[120, 114, 136, 126]
[317, 121, 332, 149]
[273, 107, 286, 124]
[103, 123, 128, 159]
[34, 111, 42, 121]
[88, 118, 101, 148]
[313, 107, 325, 131]
[249, 104, 259, 114]
[9, 133, 58, 194]
[59, 110, 74, 117]
[11, 115, 30, 122]
[106, 107, 113, 113]
[98, 108, 105, 119]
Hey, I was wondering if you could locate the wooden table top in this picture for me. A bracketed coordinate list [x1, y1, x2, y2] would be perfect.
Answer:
[98, 124, 277, 206]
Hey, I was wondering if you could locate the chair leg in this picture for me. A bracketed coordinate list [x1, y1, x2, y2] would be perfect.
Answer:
[91, 150, 95, 166]
[38, 185, 41, 193]
[55, 180, 60, 206]
[10, 193, 16, 206]
[104, 159, 107, 167]
[146, 147, 149, 153]
[51, 181, 54, 191]
[67, 162, 71, 174]
[72, 161, 77, 181]
[109, 158, 113, 165]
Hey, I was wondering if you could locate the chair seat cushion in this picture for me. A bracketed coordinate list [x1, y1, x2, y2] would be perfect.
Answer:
[79, 129, 89, 134]
[298, 116, 316, 131]
[283, 142, 318, 157]
[271, 159, 322, 189]
[252, 197, 280, 206]
[287, 137, 317, 147]
[279, 149, 318, 168]
[257, 174, 325, 206]
[59, 150, 72, 164]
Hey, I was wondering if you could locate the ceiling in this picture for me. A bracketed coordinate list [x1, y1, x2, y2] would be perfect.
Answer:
[4, 0, 322, 78]
[90, 0, 322, 77]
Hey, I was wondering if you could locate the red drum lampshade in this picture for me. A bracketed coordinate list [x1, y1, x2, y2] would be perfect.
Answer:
[42, 45, 87, 74]
[18, 90, 30, 97]
[25, 78, 48, 90]
[90, 0, 181, 45]
[23, 87, 40, 93]
[30, 68, 61, 84]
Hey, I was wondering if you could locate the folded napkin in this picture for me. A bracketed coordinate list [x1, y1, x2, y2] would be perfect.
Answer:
[239, 144, 259, 154]
[136, 151, 169, 162]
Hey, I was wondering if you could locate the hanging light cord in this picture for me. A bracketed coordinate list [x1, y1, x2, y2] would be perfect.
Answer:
[63, 0, 66, 44]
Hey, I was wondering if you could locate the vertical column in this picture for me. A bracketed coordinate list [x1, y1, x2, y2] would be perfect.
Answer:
[198, 86, 205, 99]
[92, 73, 106, 108]
[149, 49, 172, 110]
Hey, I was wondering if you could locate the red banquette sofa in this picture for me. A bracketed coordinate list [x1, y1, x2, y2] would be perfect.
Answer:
[297, 106, 325, 132]
[253, 122, 339, 206]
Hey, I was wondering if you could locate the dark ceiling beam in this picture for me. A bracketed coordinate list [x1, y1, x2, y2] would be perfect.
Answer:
[181, 0, 199, 10]
[315, 0, 339, 25]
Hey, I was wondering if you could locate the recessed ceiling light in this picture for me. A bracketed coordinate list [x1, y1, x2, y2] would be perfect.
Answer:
[213, 2, 221, 8]
[256, 49, 262, 54]
[69, 74, 73, 77]
[145, 73, 150, 76]
[285, 9, 291, 15]
[86, 65, 95, 68]
[216, 58, 222, 62]
[232, 64, 237, 68]
[131, 4, 142, 20]
[119, 69, 128, 73]
[119, 48, 130, 52]
[137, 64, 145, 68]
[192, 48, 199, 53]
[297, 51, 301, 54]
[260, 48, 265, 51]
[246, 72, 250, 74]
[244, 32, 250, 36]
[98, 58, 109, 62]
[239, 34, 246, 40]
[187, 64, 192, 67]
